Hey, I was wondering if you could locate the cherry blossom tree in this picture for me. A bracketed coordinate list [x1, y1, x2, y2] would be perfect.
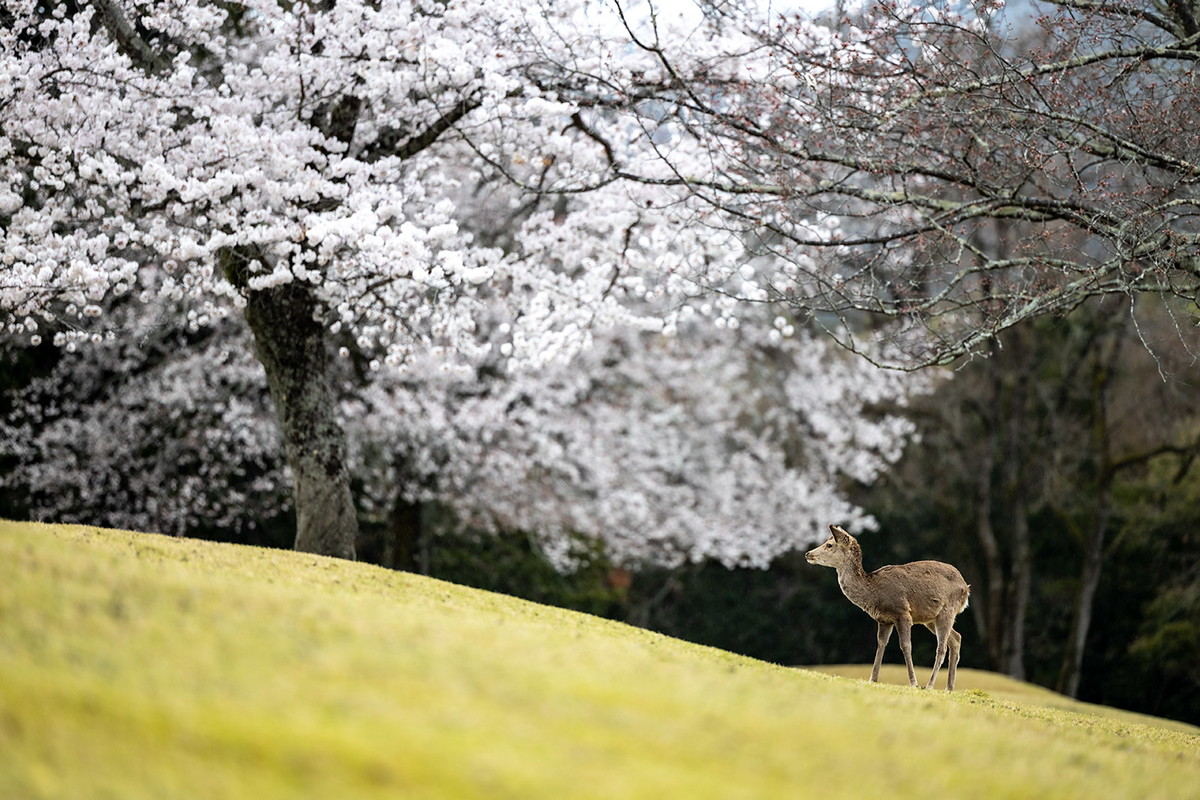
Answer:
[0, 0, 743, 558]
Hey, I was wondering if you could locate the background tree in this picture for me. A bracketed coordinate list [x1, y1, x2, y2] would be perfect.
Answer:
[861, 294, 1200, 690]
[594, 0, 1200, 366]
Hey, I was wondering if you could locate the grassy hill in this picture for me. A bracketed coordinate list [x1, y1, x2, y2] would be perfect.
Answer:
[809, 665, 1200, 735]
[2, 520, 1198, 799]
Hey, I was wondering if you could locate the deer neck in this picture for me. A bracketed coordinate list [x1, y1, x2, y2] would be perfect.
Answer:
[834, 557, 873, 610]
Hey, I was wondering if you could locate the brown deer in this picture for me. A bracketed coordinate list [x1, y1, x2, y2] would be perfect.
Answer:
[806, 525, 970, 691]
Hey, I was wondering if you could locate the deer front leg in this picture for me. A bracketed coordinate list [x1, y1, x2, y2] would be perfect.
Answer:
[895, 615, 917, 687]
[871, 621, 893, 683]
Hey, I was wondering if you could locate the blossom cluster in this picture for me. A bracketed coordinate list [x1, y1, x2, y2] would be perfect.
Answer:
[1, 0, 764, 370]
[1, 297, 289, 537]
[344, 310, 928, 569]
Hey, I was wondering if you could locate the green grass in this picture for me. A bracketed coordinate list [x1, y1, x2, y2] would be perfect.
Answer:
[810, 665, 1200, 735]
[2, 521, 1198, 799]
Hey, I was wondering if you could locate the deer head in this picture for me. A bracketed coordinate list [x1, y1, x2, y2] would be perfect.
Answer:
[805, 524, 861, 569]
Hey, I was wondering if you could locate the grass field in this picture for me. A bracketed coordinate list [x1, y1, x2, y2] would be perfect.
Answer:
[808, 664, 1200, 735]
[2, 520, 1198, 799]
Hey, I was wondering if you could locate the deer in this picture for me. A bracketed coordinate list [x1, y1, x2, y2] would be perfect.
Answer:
[806, 525, 971, 691]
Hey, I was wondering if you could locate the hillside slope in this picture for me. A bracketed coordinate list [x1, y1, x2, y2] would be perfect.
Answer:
[2, 521, 1198, 799]
[810, 665, 1200, 735]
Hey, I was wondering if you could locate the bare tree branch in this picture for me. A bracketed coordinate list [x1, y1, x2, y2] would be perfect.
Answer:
[90, 0, 171, 75]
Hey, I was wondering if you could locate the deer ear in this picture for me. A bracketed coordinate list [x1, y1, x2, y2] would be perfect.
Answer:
[829, 524, 846, 541]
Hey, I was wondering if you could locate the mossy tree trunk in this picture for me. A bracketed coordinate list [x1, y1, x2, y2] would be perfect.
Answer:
[230, 255, 358, 560]
[248, 282, 358, 559]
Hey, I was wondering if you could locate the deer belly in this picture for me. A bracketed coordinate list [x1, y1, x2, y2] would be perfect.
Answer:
[908, 599, 948, 623]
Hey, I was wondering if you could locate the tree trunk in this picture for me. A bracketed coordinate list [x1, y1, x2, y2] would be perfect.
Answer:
[1001, 329, 1032, 681]
[975, 350, 1006, 670]
[1004, 498, 1031, 680]
[387, 496, 424, 572]
[1058, 484, 1111, 696]
[1057, 316, 1125, 696]
[243, 279, 358, 560]
[975, 467, 1005, 668]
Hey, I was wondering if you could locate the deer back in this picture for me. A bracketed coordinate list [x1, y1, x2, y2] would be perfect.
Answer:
[862, 561, 968, 624]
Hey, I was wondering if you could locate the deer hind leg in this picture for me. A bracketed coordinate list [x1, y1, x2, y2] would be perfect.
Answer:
[871, 621, 893, 683]
[925, 612, 954, 690]
[946, 629, 963, 691]
[895, 615, 917, 687]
